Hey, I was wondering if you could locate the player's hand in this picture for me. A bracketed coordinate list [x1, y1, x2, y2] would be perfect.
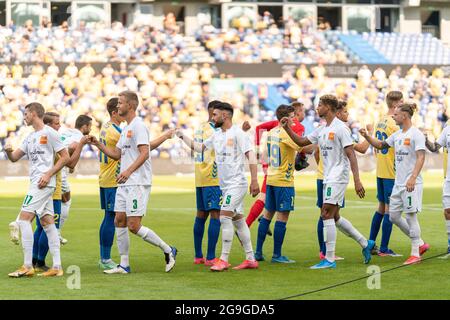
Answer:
[116, 169, 131, 184]
[164, 128, 176, 140]
[87, 135, 99, 146]
[80, 135, 90, 145]
[249, 180, 260, 197]
[354, 179, 365, 199]
[4, 141, 13, 153]
[366, 123, 374, 136]
[242, 121, 251, 132]
[280, 117, 290, 128]
[406, 176, 416, 192]
[38, 171, 52, 189]
[359, 128, 368, 138]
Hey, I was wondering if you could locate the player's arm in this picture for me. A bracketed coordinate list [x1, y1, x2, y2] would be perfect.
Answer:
[359, 128, 389, 150]
[424, 134, 442, 153]
[116, 144, 149, 184]
[66, 136, 89, 169]
[344, 145, 365, 199]
[150, 129, 175, 151]
[38, 148, 70, 189]
[406, 150, 425, 192]
[176, 130, 205, 153]
[302, 144, 315, 155]
[279, 117, 312, 147]
[245, 150, 260, 197]
[354, 124, 373, 154]
[89, 135, 121, 160]
[3, 142, 25, 162]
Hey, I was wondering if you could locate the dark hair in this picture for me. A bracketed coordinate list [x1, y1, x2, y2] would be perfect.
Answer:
[25, 102, 45, 118]
[319, 94, 339, 112]
[336, 100, 347, 111]
[119, 90, 139, 110]
[43, 111, 59, 125]
[291, 101, 304, 109]
[75, 115, 92, 129]
[106, 97, 119, 116]
[207, 100, 222, 110]
[214, 102, 234, 115]
[397, 102, 417, 118]
[386, 91, 403, 108]
[275, 104, 295, 121]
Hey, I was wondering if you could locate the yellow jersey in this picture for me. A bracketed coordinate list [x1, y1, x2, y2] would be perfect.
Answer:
[267, 127, 303, 187]
[195, 122, 219, 187]
[375, 115, 399, 179]
[52, 154, 62, 200]
[444, 120, 450, 177]
[99, 121, 121, 188]
[317, 152, 324, 180]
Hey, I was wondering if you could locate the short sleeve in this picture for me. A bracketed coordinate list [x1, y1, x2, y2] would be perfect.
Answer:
[49, 130, 65, 153]
[203, 133, 214, 150]
[385, 132, 396, 147]
[237, 129, 253, 154]
[135, 122, 150, 146]
[414, 130, 426, 152]
[338, 126, 354, 148]
[437, 127, 448, 147]
[19, 136, 28, 154]
[307, 127, 321, 144]
[116, 134, 124, 150]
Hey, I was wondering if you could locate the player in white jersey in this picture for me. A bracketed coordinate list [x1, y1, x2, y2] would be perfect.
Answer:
[280, 94, 375, 269]
[89, 90, 177, 273]
[4, 102, 69, 277]
[425, 125, 450, 259]
[360, 103, 430, 265]
[177, 102, 260, 271]
[58, 115, 93, 244]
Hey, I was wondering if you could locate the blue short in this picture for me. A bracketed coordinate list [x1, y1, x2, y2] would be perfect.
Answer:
[100, 187, 117, 211]
[316, 179, 345, 208]
[376, 178, 395, 204]
[196, 186, 222, 212]
[265, 185, 295, 212]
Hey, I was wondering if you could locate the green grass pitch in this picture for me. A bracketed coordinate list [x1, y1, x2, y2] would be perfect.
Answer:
[0, 172, 448, 300]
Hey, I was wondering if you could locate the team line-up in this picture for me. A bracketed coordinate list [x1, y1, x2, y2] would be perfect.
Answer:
[3, 90, 450, 277]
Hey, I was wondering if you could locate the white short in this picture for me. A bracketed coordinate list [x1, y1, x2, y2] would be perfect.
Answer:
[21, 185, 55, 219]
[442, 181, 450, 209]
[390, 184, 423, 213]
[220, 186, 247, 216]
[61, 169, 70, 193]
[323, 183, 346, 208]
[114, 185, 151, 217]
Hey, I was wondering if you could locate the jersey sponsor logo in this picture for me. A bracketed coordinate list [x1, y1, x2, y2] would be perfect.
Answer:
[40, 136, 48, 144]
[404, 138, 411, 146]
[127, 130, 133, 138]
[226, 138, 234, 146]
[328, 132, 335, 140]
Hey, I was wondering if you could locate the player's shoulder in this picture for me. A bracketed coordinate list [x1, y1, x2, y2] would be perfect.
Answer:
[44, 125, 60, 137]
[410, 127, 424, 138]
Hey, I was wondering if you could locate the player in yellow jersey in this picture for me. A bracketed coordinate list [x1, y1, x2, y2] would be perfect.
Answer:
[98, 98, 123, 270]
[368, 91, 403, 256]
[254, 105, 303, 263]
[193, 100, 222, 266]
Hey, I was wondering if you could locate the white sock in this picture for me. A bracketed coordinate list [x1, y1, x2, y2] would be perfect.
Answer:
[116, 227, 130, 267]
[60, 199, 71, 230]
[446, 220, 450, 245]
[389, 211, 410, 236]
[336, 217, 368, 248]
[405, 212, 421, 257]
[137, 226, 171, 254]
[323, 219, 336, 263]
[18, 220, 33, 268]
[43, 223, 61, 268]
[220, 216, 234, 262]
[233, 218, 255, 261]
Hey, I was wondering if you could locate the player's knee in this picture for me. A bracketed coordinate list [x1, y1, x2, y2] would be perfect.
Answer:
[127, 221, 141, 234]
[444, 209, 450, 219]
[378, 202, 385, 214]
[276, 212, 289, 222]
[389, 212, 399, 223]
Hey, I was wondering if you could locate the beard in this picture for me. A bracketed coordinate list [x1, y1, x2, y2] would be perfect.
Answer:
[214, 120, 223, 128]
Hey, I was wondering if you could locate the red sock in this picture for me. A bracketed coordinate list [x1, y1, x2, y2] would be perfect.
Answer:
[246, 200, 265, 227]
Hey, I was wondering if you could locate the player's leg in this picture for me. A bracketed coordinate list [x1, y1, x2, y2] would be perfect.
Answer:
[369, 178, 386, 251]
[193, 187, 207, 264]
[388, 186, 411, 236]
[232, 211, 258, 270]
[441, 208, 450, 258]
[59, 191, 71, 244]
[316, 179, 326, 258]
[439, 182, 450, 259]
[379, 179, 398, 256]
[205, 186, 222, 264]
[271, 186, 295, 263]
[99, 187, 117, 269]
[32, 217, 43, 267]
[9, 210, 36, 277]
[310, 203, 338, 269]
[36, 200, 61, 271]
[246, 174, 267, 227]
[127, 186, 176, 273]
[255, 185, 276, 261]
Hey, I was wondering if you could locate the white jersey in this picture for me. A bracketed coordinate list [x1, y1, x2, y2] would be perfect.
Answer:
[386, 127, 426, 186]
[204, 124, 252, 190]
[116, 116, 152, 186]
[19, 125, 65, 188]
[60, 128, 84, 182]
[307, 117, 354, 184]
[437, 126, 450, 182]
